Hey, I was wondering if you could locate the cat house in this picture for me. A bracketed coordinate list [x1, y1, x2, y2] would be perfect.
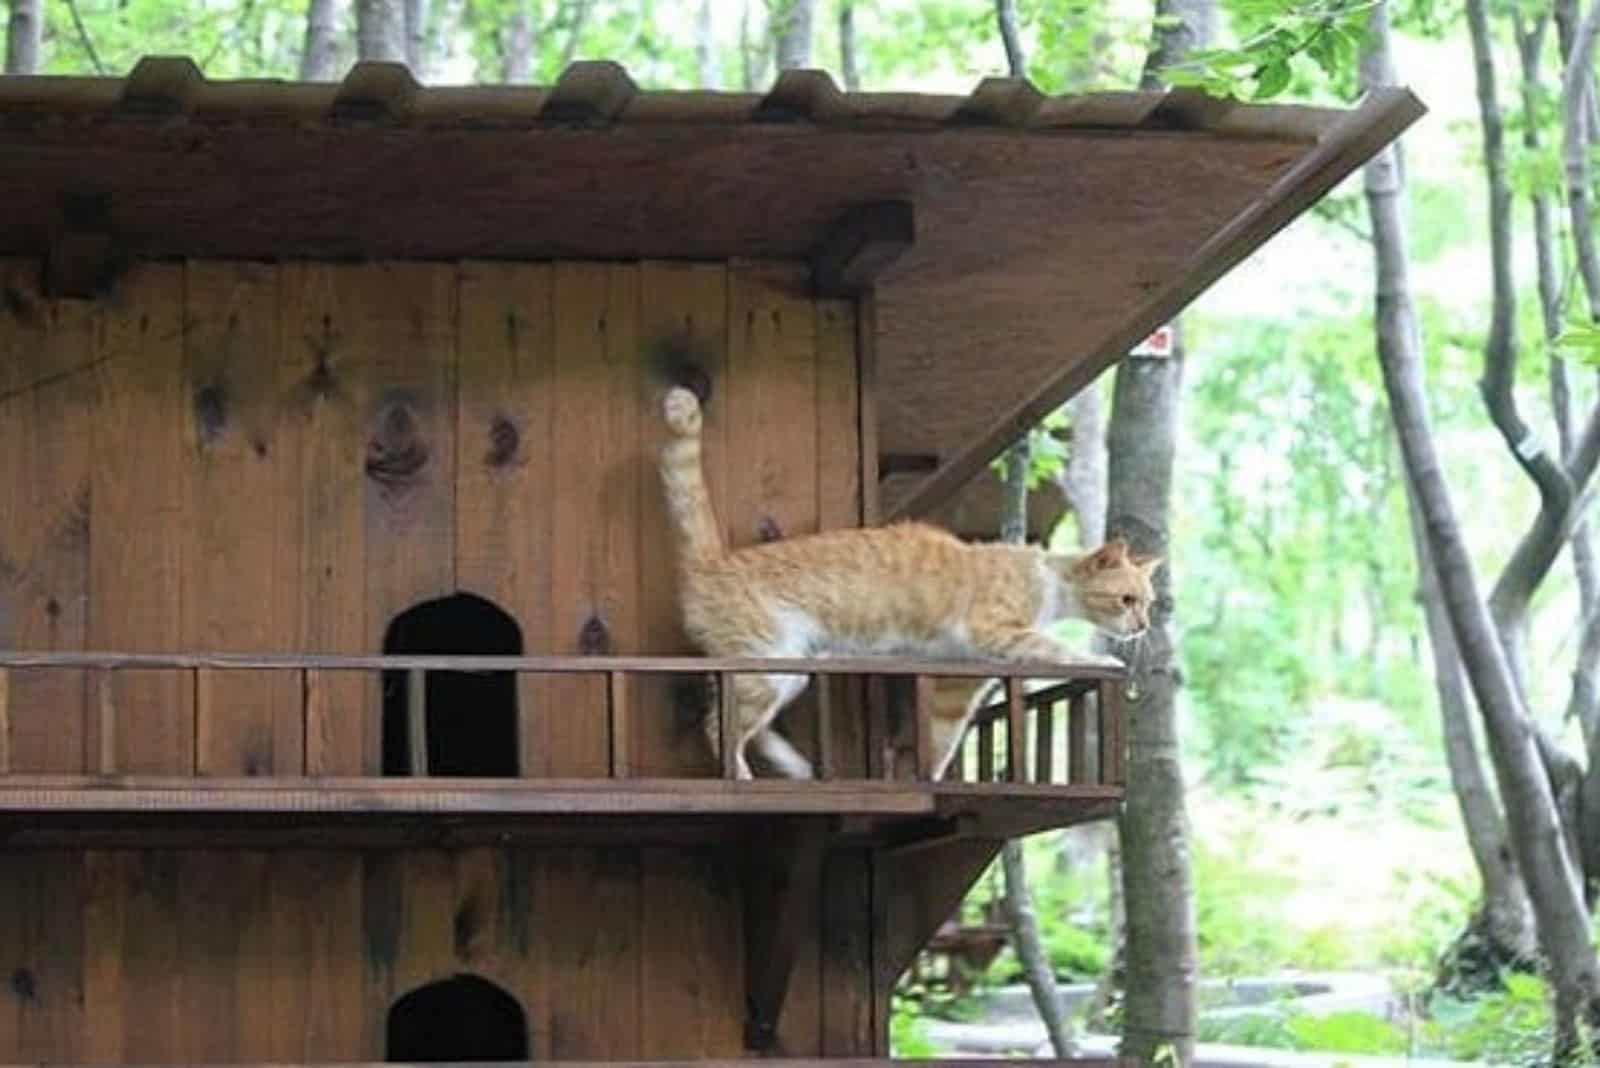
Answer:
[0, 57, 1420, 1066]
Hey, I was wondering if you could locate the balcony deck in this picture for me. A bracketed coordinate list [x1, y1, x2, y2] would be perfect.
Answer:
[0, 651, 1126, 849]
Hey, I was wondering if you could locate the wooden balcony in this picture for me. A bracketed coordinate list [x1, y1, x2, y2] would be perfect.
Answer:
[0, 651, 1125, 849]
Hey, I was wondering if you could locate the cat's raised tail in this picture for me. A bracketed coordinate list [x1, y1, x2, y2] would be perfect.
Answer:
[660, 387, 726, 564]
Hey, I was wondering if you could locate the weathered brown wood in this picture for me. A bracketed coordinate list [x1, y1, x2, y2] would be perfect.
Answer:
[641, 848, 743, 1055]
[744, 820, 828, 1051]
[544, 849, 643, 1055]
[609, 671, 632, 778]
[1100, 680, 1126, 785]
[183, 261, 299, 777]
[90, 264, 193, 773]
[405, 666, 427, 776]
[0, 667, 9, 773]
[282, 263, 369, 775]
[1005, 677, 1026, 783]
[121, 56, 203, 115]
[876, 837, 1003, 1009]
[331, 60, 419, 122]
[814, 674, 834, 780]
[811, 203, 914, 297]
[455, 260, 556, 778]
[302, 668, 326, 774]
[820, 851, 875, 1055]
[1035, 696, 1055, 784]
[952, 77, 1046, 126]
[94, 668, 116, 775]
[1068, 692, 1090, 785]
[0, 649, 1119, 679]
[911, 675, 934, 780]
[80, 851, 125, 1061]
[719, 672, 739, 780]
[856, 292, 880, 526]
[542, 59, 637, 122]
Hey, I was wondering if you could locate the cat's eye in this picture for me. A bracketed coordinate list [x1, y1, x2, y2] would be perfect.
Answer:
[1121, 595, 1137, 608]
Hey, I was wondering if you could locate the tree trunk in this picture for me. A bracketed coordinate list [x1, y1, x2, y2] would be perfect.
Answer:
[996, 440, 1074, 1059]
[1106, 3, 1207, 1064]
[404, 0, 428, 73]
[772, 0, 814, 70]
[696, 0, 720, 88]
[6, 0, 41, 74]
[838, 0, 860, 90]
[996, 0, 1025, 78]
[1407, 487, 1538, 978]
[357, 0, 405, 62]
[1362, 4, 1600, 1056]
[501, 1, 535, 84]
[1064, 383, 1108, 548]
[301, 0, 344, 80]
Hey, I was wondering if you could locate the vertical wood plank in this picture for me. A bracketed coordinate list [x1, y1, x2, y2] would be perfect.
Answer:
[867, 676, 891, 780]
[814, 674, 833, 780]
[547, 263, 638, 776]
[93, 669, 116, 775]
[1069, 691, 1090, 784]
[911, 675, 934, 781]
[856, 291, 880, 526]
[456, 262, 555, 778]
[1100, 680, 1126, 785]
[406, 667, 428, 776]
[281, 264, 368, 774]
[90, 264, 192, 773]
[289, 853, 364, 1060]
[82, 851, 125, 1064]
[637, 262, 728, 776]
[718, 672, 738, 780]
[121, 853, 181, 1060]
[1035, 696, 1055, 784]
[608, 671, 631, 778]
[0, 261, 94, 772]
[728, 261, 821, 775]
[544, 850, 641, 1057]
[1005, 678, 1026, 783]
[640, 848, 742, 1055]
[977, 717, 995, 783]
[9, 855, 85, 1061]
[0, 668, 9, 773]
[363, 262, 458, 777]
[820, 851, 874, 1055]
[177, 852, 242, 1060]
[182, 261, 300, 776]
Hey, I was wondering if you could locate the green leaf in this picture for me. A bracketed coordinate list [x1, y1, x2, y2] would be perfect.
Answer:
[1254, 59, 1293, 99]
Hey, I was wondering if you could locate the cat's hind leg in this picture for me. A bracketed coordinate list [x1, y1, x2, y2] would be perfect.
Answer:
[752, 726, 815, 780]
[708, 672, 811, 780]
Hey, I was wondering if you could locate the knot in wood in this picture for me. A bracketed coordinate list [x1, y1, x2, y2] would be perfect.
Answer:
[757, 516, 784, 542]
[193, 382, 228, 445]
[365, 401, 430, 489]
[578, 616, 612, 655]
[485, 416, 520, 468]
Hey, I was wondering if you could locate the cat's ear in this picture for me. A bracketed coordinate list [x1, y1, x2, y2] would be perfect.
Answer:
[1094, 538, 1130, 569]
[1133, 554, 1163, 577]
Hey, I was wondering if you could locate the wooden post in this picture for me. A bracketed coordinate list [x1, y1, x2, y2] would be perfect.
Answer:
[1068, 691, 1090, 784]
[719, 671, 740, 779]
[1035, 695, 1055, 784]
[407, 667, 428, 777]
[910, 675, 934, 780]
[608, 671, 631, 779]
[866, 676, 891, 780]
[95, 668, 116, 775]
[194, 666, 215, 775]
[814, 674, 834, 780]
[1004, 677, 1026, 783]
[0, 667, 9, 774]
[977, 717, 995, 782]
[1100, 679, 1126, 785]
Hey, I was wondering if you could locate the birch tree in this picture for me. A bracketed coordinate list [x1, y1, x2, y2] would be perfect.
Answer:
[5, 0, 40, 73]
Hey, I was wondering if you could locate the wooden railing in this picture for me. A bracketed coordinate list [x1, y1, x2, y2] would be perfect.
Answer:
[0, 652, 1125, 788]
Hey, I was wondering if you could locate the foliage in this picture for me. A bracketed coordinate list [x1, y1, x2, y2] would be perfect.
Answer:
[1422, 973, 1571, 1066]
[1198, 1007, 1409, 1054]
[1161, 0, 1377, 99]
[888, 994, 939, 1058]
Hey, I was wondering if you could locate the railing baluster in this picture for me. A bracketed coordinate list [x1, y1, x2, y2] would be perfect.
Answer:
[1069, 691, 1089, 784]
[977, 717, 995, 782]
[95, 668, 116, 775]
[608, 671, 631, 779]
[1035, 696, 1055, 784]
[407, 667, 428, 777]
[866, 676, 891, 780]
[1100, 679, 1126, 785]
[911, 675, 934, 780]
[948, 720, 967, 782]
[1005, 678, 1026, 783]
[814, 674, 834, 781]
[718, 671, 739, 780]
[0, 666, 10, 773]
[193, 666, 215, 775]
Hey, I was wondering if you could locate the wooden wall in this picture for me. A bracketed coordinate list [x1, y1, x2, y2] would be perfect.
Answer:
[0, 256, 862, 778]
[0, 257, 877, 1062]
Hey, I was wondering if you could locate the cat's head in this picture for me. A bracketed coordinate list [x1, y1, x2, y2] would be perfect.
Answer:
[1050, 538, 1160, 639]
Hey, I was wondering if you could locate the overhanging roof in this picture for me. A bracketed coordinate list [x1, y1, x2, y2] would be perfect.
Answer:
[0, 57, 1423, 518]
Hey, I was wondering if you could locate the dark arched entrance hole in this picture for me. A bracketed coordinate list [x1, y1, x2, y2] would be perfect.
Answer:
[382, 592, 521, 777]
[386, 973, 529, 1062]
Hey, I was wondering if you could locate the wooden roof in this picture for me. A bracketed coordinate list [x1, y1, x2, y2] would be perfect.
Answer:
[0, 57, 1423, 517]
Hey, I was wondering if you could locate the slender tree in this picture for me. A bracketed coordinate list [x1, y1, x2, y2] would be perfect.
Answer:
[697, 0, 720, 89]
[357, 0, 406, 62]
[301, 0, 344, 80]
[501, 1, 535, 83]
[772, 0, 814, 70]
[1105, 1, 1210, 1063]
[1365, 1, 1600, 1054]
[837, 0, 860, 90]
[5, 0, 41, 74]
[405, 0, 429, 73]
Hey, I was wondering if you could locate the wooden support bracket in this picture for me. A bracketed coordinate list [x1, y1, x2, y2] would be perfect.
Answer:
[743, 820, 829, 1051]
[874, 835, 1003, 999]
[950, 77, 1045, 127]
[754, 69, 846, 123]
[333, 62, 420, 122]
[541, 60, 637, 123]
[811, 202, 915, 298]
[120, 56, 203, 116]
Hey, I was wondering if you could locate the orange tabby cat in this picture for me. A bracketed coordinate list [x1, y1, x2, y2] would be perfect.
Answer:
[659, 386, 1158, 780]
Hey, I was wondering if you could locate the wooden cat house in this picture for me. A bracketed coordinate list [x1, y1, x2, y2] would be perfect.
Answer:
[0, 57, 1420, 1066]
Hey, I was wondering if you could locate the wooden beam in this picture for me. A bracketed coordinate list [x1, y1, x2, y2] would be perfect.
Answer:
[744, 820, 828, 1050]
[875, 836, 1002, 995]
[811, 202, 914, 298]
[755, 69, 845, 123]
[886, 87, 1427, 520]
[951, 77, 1045, 127]
[332, 61, 419, 122]
[1005, 678, 1026, 783]
[43, 192, 118, 300]
[120, 56, 203, 115]
[719, 671, 740, 779]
